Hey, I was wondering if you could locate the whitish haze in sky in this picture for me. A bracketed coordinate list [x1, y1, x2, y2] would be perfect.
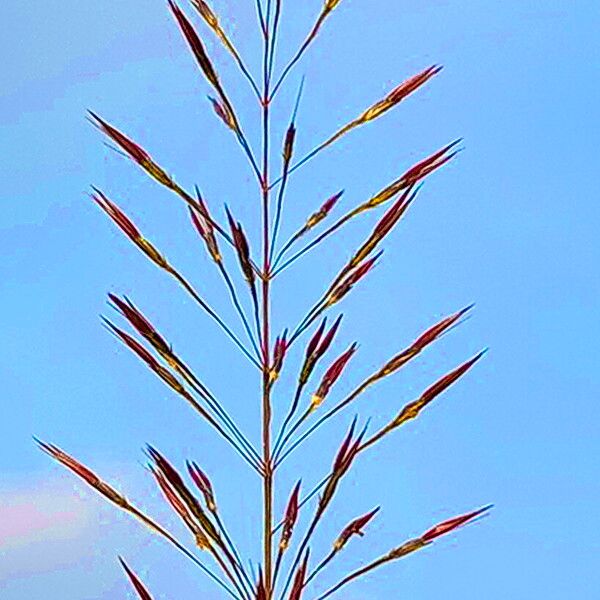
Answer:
[1, 1, 599, 599]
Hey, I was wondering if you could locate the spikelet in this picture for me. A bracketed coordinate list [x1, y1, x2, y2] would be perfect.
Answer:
[189, 190, 222, 263]
[289, 550, 310, 600]
[393, 351, 487, 429]
[36, 440, 129, 509]
[327, 253, 381, 306]
[169, 1, 239, 132]
[187, 461, 217, 513]
[226, 206, 257, 294]
[191, 0, 255, 98]
[299, 315, 342, 385]
[360, 66, 442, 123]
[421, 505, 492, 541]
[119, 558, 155, 600]
[271, 331, 289, 382]
[349, 185, 418, 269]
[88, 113, 175, 189]
[376, 305, 475, 379]
[305, 190, 344, 231]
[93, 189, 169, 269]
[310, 343, 357, 411]
[319, 419, 367, 512]
[256, 568, 267, 600]
[279, 481, 301, 551]
[333, 507, 380, 551]
[362, 350, 487, 452]
[108, 294, 171, 357]
[151, 465, 211, 550]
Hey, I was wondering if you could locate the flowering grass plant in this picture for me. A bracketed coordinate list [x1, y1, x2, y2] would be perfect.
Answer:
[39, 1, 490, 598]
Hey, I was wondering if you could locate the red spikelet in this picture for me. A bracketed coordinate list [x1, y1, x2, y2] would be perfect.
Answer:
[334, 507, 380, 550]
[280, 481, 301, 551]
[289, 550, 310, 600]
[119, 558, 155, 600]
[311, 343, 357, 410]
[187, 460, 217, 513]
[421, 505, 492, 542]
[420, 350, 487, 405]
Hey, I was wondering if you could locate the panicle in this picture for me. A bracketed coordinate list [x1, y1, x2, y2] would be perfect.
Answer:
[119, 558, 155, 600]
[421, 505, 492, 541]
[310, 343, 357, 411]
[187, 461, 217, 513]
[334, 507, 380, 550]
[360, 66, 442, 123]
[280, 481, 302, 551]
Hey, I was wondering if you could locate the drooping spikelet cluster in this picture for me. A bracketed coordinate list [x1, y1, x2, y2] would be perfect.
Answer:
[40, 1, 489, 599]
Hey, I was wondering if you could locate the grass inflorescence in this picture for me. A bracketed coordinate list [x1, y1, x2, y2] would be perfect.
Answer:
[39, 1, 490, 598]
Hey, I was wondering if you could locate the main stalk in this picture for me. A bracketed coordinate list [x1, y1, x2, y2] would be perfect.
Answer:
[261, 10, 274, 597]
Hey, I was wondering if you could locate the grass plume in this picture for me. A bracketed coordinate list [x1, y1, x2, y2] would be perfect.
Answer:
[40, 3, 490, 599]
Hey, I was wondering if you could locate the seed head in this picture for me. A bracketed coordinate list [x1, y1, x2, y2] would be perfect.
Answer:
[334, 507, 380, 551]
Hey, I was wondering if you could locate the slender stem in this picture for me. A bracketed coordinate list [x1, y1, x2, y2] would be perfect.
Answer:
[272, 210, 357, 277]
[275, 378, 376, 467]
[218, 261, 262, 360]
[304, 548, 336, 588]
[272, 383, 304, 458]
[166, 266, 261, 369]
[261, 18, 275, 599]
[130, 507, 240, 599]
[315, 557, 389, 600]
[173, 359, 262, 467]
[270, 14, 326, 101]
[215, 511, 255, 593]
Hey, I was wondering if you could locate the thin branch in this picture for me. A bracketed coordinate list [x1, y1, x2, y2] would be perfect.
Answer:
[167, 266, 262, 369]
[217, 261, 262, 360]
[269, 79, 305, 265]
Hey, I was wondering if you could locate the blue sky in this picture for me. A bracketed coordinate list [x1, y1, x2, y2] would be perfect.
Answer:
[1, 1, 599, 598]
